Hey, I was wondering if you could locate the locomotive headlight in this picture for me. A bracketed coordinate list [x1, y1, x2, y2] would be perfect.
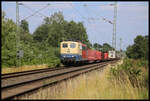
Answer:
[72, 56, 74, 57]
[64, 56, 66, 57]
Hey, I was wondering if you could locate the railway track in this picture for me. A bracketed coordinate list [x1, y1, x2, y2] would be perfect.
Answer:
[1, 63, 99, 79]
[1, 66, 66, 79]
[1, 59, 119, 100]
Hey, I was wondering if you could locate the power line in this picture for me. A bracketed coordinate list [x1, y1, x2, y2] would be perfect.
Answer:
[82, 4, 100, 22]
[83, 4, 113, 24]
[69, 3, 86, 20]
[82, 3, 118, 51]
[20, 3, 50, 20]
[18, 2, 51, 6]
[69, 3, 110, 45]
[69, 3, 99, 23]
[6, 2, 147, 6]
[21, 4, 48, 19]
[68, 3, 147, 7]
[68, 4, 95, 43]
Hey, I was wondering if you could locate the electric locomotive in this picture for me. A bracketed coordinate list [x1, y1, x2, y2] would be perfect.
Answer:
[60, 41, 88, 65]
[60, 41, 117, 66]
[60, 41, 104, 65]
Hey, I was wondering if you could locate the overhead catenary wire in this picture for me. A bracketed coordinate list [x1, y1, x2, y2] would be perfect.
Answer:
[14, 2, 146, 51]
[82, 4, 104, 23]
[21, 4, 48, 19]
[18, 2, 147, 21]
[69, 3, 87, 20]
[75, 3, 147, 7]
[69, 3, 107, 45]
[83, 4, 113, 24]
[69, 3, 103, 23]
[5, 2, 148, 7]
[20, 3, 50, 20]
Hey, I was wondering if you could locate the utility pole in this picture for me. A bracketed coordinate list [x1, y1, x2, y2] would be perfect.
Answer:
[112, 2, 117, 50]
[120, 38, 122, 58]
[120, 38, 122, 52]
[16, 1, 20, 67]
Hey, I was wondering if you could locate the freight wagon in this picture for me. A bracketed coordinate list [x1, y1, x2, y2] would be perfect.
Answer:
[60, 41, 110, 66]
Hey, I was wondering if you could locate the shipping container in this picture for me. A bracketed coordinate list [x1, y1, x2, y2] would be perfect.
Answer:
[108, 50, 116, 59]
[87, 49, 96, 61]
[104, 52, 108, 60]
[95, 51, 102, 61]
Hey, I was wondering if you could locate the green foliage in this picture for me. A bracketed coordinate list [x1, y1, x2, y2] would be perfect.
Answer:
[33, 11, 91, 48]
[93, 43, 102, 51]
[2, 11, 61, 68]
[92, 42, 114, 52]
[126, 35, 149, 60]
[20, 20, 29, 33]
[2, 14, 17, 67]
[102, 43, 114, 52]
[2, 11, 91, 68]
[2, 11, 5, 19]
[109, 58, 148, 88]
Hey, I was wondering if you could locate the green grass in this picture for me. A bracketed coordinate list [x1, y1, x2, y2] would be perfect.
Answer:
[17, 59, 148, 99]
[109, 58, 149, 88]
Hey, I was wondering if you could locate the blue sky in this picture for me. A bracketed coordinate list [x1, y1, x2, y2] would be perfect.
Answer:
[2, 1, 148, 51]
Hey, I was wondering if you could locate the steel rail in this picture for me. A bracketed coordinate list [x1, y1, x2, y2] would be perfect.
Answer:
[1, 63, 103, 89]
[2, 66, 67, 79]
[2, 59, 119, 100]
[1, 61, 111, 79]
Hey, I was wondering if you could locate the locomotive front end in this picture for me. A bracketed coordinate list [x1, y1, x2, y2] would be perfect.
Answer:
[60, 41, 82, 65]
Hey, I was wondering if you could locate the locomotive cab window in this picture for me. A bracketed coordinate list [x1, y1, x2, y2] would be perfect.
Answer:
[62, 43, 68, 48]
[70, 43, 76, 48]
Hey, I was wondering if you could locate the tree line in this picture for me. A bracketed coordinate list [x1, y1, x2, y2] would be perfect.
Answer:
[126, 35, 149, 60]
[2, 11, 113, 68]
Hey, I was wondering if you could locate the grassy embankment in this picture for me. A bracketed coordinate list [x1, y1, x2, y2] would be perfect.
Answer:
[2, 62, 62, 74]
[1, 64, 49, 74]
[2, 57, 61, 74]
[18, 58, 148, 99]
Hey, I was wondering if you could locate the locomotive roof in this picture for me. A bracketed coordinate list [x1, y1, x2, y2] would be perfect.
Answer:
[61, 41, 87, 47]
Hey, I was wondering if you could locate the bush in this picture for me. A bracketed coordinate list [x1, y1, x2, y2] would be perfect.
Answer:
[109, 58, 148, 88]
[126, 35, 148, 60]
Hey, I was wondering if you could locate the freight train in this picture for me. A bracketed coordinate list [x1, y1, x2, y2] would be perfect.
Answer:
[60, 41, 117, 66]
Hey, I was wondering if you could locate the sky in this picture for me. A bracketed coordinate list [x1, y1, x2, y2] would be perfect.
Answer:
[2, 1, 149, 51]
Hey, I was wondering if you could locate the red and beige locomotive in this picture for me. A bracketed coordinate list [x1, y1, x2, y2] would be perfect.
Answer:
[60, 41, 116, 65]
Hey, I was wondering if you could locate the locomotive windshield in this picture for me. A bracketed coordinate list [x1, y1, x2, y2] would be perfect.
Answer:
[63, 43, 68, 48]
[70, 43, 76, 48]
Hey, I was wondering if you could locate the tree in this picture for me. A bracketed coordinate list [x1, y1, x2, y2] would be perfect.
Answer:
[93, 43, 102, 51]
[33, 11, 66, 47]
[126, 35, 149, 60]
[2, 11, 65, 68]
[2, 12, 17, 67]
[33, 11, 91, 48]
[19, 20, 33, 44]
[102, 43, 113, 52]
[20, 20, 29, 33]
[33, 24, 49, 43]
[44, 11, 64, 25]
[2, 11, 5, 20]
